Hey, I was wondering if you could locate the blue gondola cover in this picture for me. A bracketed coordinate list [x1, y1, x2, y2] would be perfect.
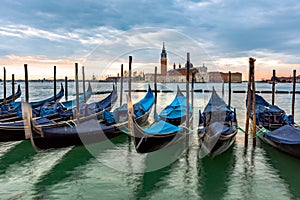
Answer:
[159, 95, 192, 119]
[265, 125, 300, 145]
[144, 120, 182, 135]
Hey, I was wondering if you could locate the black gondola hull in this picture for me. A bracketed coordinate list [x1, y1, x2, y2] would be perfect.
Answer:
[0, 127, 25, 142]
[209, 132, 237, 158]
[31, 108, 151, 149]
[258, 134, 300, 159]
[134, 133, 177, 153]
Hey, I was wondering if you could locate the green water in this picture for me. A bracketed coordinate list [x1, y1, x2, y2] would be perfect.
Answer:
[0, 82, 299, 199]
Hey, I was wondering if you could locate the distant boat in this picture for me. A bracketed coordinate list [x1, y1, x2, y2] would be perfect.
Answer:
[267, 80, 277, 84]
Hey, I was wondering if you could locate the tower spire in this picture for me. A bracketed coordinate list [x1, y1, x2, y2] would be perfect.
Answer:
[160, 42, 167, 75]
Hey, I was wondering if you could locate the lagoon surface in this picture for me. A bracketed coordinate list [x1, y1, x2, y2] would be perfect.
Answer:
[0, 81, 299, 199]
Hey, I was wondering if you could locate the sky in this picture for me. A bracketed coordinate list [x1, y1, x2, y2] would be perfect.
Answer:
[0, 0, 299, 80]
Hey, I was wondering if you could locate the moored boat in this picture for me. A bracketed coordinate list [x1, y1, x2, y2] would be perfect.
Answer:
[0, 85, 116, 142]
[130, 87, 192, 153]
[24, 86, 154, 150]
[0, 85, 22, 104]
[248, 93, 300, 158]
[198, 88, 237, 158]
[0, 83, 65, 121]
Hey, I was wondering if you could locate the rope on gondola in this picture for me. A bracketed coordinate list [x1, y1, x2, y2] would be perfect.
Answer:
[232, 125, 249, 135]
[179, 125, 194, 134]
[120, 129, 132, 135]
[253, 127, 270, 138]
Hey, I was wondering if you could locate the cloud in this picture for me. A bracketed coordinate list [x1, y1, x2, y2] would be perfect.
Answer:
[0, 25, 69, 41]
[0, 0, 299, 80]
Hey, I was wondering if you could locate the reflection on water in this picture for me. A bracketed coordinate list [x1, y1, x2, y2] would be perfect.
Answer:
[0, 82, 299, 199]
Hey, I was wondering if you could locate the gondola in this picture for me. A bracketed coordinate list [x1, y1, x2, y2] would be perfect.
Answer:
[247, 93, 300, 158]
[0, 84, 22, 104]
[0, 83, 93, 123]
[24, 86, 154, 149]
[0, 85, 117, 142]
[198, 88, 237, 158]
[130, 87, 192, 153]
[158, 86, 192, 126]
[0, 83, 65, 121]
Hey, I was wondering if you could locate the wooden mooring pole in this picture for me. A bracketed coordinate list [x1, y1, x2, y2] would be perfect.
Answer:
[75, 63, 80, 122]
[292, 70, 296, 121]
[65, 76, 68, 101]
[272, 69, 276, 105]
[12, 74, 15, 101]
[252, 62, 257, 147]
[128, 56, 132, 141]
[120, 64, 124, 106]
[191, 72, 195, 127]
[54, 66, 56, 101]
[24, 64, 29, 103]
[154, 66, 157, 120]
[245, 58, 256, 147]
[228, 71, 232, 108]
[128, 56, 132, 99]
[82, 66, 86, 103]
[186, 53, 190, 128]
[3, 67, 6, 104]
[192, 72, 195, 110]
[222, 80, 225, 99]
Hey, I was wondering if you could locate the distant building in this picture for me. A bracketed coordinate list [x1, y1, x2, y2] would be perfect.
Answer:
[145, 43, 208, 83]
[160, 42, 167, 76]
[208, 72, 242, 83]
[270, 75, 300, 83]
[144, 43, 243, 83]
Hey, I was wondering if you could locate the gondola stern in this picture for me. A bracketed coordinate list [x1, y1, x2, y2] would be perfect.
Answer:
[176, 85, 184, 97]
[21, 102, 41, 151]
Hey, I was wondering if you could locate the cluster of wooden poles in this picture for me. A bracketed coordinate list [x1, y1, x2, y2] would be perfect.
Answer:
[1, 64, 92, 123]
[244, 58, 297, 147]
[2, 65, 66, 103]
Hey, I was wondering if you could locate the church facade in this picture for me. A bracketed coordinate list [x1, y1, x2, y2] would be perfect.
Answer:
[145, 43, 209, 83]
[145, 43, 242, 83]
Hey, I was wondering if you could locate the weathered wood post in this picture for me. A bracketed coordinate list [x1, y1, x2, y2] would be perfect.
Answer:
[228, 71, 232, 108]
[245, 58, 255, 147]
[120, 64, 124, 106]
[12, 74, 15, 101]
[24, 64, 29, 103]
[65, 76, 68, 101]
[186, 53, 190, 128]
[128, 56, 132, 99]
[292, 70, 296, 121]
[191, 72, 195, 127]
[82, 66, 86, 103]
[272, 69, 276, 105]
[252, 62, 257, 147]
[222, 80, 225, 99]
[192, 72, 195, 110]
[154, 66, 158, 120]
[128, 56, 132, 140]
[75, 63, 80, 122]
[54, 66, 57, 101]
[3, 67, 6, 104]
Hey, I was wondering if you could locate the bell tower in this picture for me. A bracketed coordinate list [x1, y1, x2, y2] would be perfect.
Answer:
[160, 42, 167, 75]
